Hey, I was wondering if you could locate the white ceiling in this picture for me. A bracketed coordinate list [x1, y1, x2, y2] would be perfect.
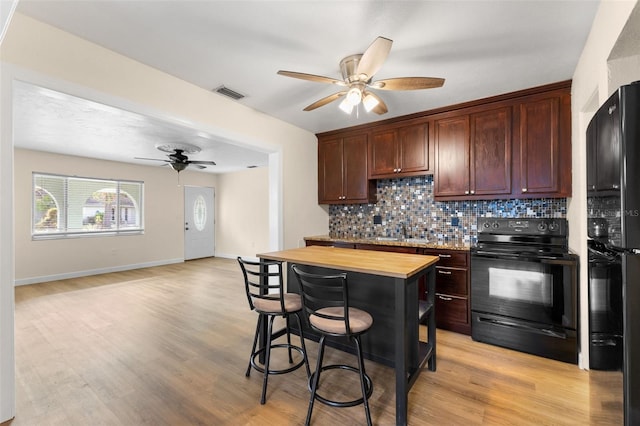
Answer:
[11, 0, 599, 173]
[13, 81, 270, 173]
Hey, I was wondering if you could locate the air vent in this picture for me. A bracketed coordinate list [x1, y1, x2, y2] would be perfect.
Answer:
[213, 85, 245, 100]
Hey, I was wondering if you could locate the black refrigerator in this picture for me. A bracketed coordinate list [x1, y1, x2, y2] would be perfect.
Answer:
[587, 80, 640, 425]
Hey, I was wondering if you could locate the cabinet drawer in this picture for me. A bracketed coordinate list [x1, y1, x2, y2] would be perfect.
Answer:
[305, 240, 333, 247]
[435, 294, 468, 325]
[334, 242, 356, 249]
[305, 240, 355, 249]
[435, 267, 468, 295]
[424, 249, 468, 267]
[355, 243, 420, 254]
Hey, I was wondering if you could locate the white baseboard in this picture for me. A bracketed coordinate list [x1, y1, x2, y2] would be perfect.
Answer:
[14, 258, 184, 286]
[216, 253, 259, 262]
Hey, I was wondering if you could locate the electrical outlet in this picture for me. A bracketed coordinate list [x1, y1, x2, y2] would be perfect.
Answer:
[373, 215, 382, 225]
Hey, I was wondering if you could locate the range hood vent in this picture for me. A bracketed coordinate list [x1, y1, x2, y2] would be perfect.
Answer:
[213, 85, 245, 100]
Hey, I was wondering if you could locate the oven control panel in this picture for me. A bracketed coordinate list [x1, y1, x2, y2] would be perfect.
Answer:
[478, 218, 567, 236]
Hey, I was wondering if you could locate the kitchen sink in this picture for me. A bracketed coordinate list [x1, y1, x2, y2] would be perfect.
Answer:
[403, 238, 429, 244]
[373, 237, 429, 244]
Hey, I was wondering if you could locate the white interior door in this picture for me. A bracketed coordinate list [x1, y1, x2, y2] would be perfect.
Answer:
[184, 186, 215, 260]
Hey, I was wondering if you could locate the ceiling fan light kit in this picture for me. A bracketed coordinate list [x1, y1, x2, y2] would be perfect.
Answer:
[278, 36, 444, 116]
[134, 142, 217, 173]
[338, 97, 354, 114]
[362, 93, 380, 112]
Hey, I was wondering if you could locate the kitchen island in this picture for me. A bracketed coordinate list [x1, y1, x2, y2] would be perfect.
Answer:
[257, 245, 439, 426]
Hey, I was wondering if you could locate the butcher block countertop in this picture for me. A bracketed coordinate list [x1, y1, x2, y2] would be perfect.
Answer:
[304, 235, 470, 251]
[257, 245, 439, 279]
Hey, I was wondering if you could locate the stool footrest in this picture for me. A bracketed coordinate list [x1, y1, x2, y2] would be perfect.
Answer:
[250, 343, 307, 375]
[309, 364, 373, 408]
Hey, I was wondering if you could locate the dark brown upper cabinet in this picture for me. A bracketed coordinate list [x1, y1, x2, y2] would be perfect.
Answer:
[471, 107, 512, 197]
[434, 107, 511, 200]
[315, 81, 572, 204]
[317, 132, 376, 204]
[513, 88, 572, 198]
[434, 115, 470, 197]
[369, 121, 431, 179]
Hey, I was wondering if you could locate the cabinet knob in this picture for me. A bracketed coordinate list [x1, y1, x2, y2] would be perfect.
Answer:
[612, 184, 620, 189]
[470, 190, 475, 194]
[522, 188, 527, 192]
[464, 190, 469, 195]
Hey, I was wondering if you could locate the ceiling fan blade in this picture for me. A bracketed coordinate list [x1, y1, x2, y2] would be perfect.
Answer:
[371, 77, 445, 91]
[194, 165, 207, 169]
[277, 70, 346, 86]
[134, 157, 169, 162]
[356, 36, 392, 80]
[365, 91, 388, 114]
[189, 160, 217, 165]
[303, 91, 348, 111]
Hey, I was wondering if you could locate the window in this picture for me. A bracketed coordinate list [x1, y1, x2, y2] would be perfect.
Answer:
[32, 173, 143, 238]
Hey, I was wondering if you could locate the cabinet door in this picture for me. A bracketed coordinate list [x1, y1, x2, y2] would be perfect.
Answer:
[518, 97, 560, 195]
[317, 137, 344, 203]
[470, 107, 512, 196]
[435, 115, 470, 197]
[342, 134, 373, 201]
[398, 122, 430, 173]
[369, 128, 398, 177]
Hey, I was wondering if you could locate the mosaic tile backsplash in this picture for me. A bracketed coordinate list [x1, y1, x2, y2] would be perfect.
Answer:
[329, 175, 567, 247]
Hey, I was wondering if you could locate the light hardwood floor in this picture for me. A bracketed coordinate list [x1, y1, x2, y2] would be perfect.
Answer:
[3, 257, 622, 425]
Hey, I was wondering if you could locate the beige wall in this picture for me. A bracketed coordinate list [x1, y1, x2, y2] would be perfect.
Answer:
[569, 0, 639, 368]
[1, 13, 328, 250]
[0, 13, 328, 421]
[2, 12, 330, 273]
[216, 167, 270, 259]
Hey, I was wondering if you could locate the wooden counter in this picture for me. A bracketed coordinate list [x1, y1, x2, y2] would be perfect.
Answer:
[257, 246, 438, 426]
[257, 245, 438, 278]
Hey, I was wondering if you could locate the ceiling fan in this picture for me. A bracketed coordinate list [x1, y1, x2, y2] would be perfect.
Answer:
[278, 36, 444, 115]
[135, 143, 216, 172]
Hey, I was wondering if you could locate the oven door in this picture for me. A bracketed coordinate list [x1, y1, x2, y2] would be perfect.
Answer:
[471, 251, 578, 329]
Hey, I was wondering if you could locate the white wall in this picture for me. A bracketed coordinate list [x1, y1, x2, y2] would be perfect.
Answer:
[569, 0, 639, 369]
[0, 13, 328, 422]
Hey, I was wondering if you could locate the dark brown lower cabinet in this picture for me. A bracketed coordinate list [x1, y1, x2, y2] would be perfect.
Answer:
[305, 239, 471, 335]
[423, 249, 471, 335]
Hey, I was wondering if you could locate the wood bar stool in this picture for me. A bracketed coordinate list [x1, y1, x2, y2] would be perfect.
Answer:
[292, 265, 374, 426]
[237, 257, 310, 404]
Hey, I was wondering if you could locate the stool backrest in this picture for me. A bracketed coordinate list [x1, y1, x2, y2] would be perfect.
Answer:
[237, 257, 285, 313]
[291, 265, 353, 336]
